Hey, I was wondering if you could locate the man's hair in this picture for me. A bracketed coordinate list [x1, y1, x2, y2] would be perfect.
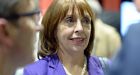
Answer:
[0, 0, 19, 19]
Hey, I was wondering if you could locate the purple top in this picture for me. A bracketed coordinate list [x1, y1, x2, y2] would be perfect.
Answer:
[24, 54, 104, 75]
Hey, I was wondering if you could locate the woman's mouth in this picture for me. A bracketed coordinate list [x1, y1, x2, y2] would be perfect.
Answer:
[69, 37, 85, 45]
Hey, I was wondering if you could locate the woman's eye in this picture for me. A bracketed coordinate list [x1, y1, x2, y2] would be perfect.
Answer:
[82, 17, 91, 24]
[65, 16, 74, 24]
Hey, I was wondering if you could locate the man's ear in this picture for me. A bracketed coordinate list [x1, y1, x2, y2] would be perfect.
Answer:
[0, 18, 13, 48]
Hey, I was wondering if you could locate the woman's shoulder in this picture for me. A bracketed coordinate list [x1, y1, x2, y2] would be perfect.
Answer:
[89, 56, 103, 69]
[25, 57, 49, 69]
[24, 54, 58, 75]
[24, 57, 49, 74]
[89, 56, 110, 74]
[89, 56, 102, 65]
[89, 56, 110, 68]
[88, 56, 105, 75]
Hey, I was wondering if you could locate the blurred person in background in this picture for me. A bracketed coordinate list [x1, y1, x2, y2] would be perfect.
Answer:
[107, 0, 140, 75]
[87, 0, 121, 58]
[98, 0, 121, 37]
[24, 0, 104, 75]
[121, 0, 140, 36]
[99, 11, 120, 36]
[107, 22, 140, 75]
[0, 0, 42, 75]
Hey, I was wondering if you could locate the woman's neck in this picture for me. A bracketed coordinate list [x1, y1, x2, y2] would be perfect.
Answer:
[58, 49, 85, 65]
[57, 50, 86, 75]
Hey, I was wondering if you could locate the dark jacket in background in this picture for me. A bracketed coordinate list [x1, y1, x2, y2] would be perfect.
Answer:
[107, 23, 140, 75]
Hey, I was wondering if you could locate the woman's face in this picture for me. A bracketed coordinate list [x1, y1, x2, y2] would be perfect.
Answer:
[57, 8, 91, 54]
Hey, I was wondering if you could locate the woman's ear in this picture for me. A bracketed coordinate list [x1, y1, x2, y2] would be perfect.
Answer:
[0, 18, 13, 48]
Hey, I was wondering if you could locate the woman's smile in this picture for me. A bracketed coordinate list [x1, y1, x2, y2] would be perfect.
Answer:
[69, 37, 86, 46]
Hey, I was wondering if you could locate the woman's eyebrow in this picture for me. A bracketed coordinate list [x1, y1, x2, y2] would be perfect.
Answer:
[83, 15, 91, 19]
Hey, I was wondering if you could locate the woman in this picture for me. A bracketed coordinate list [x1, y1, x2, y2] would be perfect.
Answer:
[24, 0, 104, 75]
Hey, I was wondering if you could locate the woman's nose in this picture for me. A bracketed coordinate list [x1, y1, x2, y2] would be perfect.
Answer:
[74, 20, 83, 33]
